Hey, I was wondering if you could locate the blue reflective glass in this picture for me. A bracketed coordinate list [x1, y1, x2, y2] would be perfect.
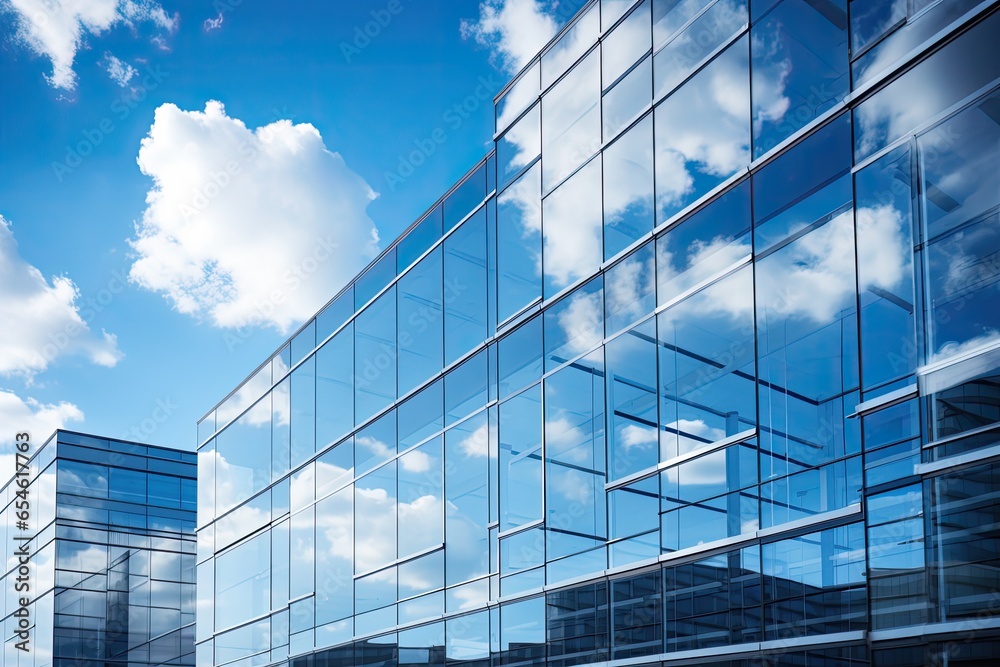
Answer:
[399, 205, 442, 273]
[444, 207, 488, 366]
[498, 315, 543, 398]
[398, 379, 444, 451]
[215, 398, 271, 515]
[108, 467, 146, 504]
[316, 288, 353, 343]
[356, 248, 396, 310]
[355, 409, 396, 477]
[499, 385, 543, 531]
[445, 163, 487, 232]
[655, 35, 750, 224]
[290, 355, 316, 470]
[606, 242, 656, 334]
[604, 114, 655, 259]
[215, 531, 270, 631]
[543, 155, 603, 296]
[355, 286, 396, 423]
[606, 319, 659, 481]
[542, 50, 601, 193]
[271, 520, 289, 611]
[604, 1, 651, 88]
[446, 610, 490, 665]
[541, 4, 599, 89]
[499, 597, 545, 666]
[316, 323, 355, 450]
[291, 320, 316, 367]
[497, 62, 539, 136]
[544, 276, 604, 371]
[656, 179, 750, 305]
[398, 438, 443, 557]
[272, 377, 291, 482]
[497, 162, 542, 322]
[751, 0, 848, 157]
[398, 247, 443, 398]
[355, 462, 396, 574]
[315, 488, 353, 624]
[316, 436, 353, 500]
[609, 475, 658, 540]
[445, 412, 491, 586]
[498, 103, 540, 190]
[604, 55, 652, 142]
[849, 0, 905, 54]
[445, 349, 489, 425]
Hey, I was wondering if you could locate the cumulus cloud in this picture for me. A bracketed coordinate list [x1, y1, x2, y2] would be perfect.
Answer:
[0, 390, 84, 449]
[461, 0, 558, 74]
[203, 12, 223, 31]
[100, 52, 136, 87]
[6, 0, 176, 90]
[129, 101, 381, 333]
[0, 215, 123, 377]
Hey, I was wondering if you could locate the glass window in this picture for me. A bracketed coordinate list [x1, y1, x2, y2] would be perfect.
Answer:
[291, 320, 316, 367]
[445, 349, 489, 425]
[604, 54, 652, 141]
[853, 10, 1000, 162]
[541, 4, 599, 88]
[445, 163, 487, 232]
[398, 437, 444, 557]
[271, 520, 289, 611]
[215, 397, 271, 515]
[606, 243, 656, 335]
[543, 155, 603, 295]
[445, 412, 491, 586]
[498, 103, 540, 190]
[316, 436, 353, 500]
[498, 315, 543, 398]
[273, 378, 291, 481]
[398, 247, 443, 398]
[607, 319, 659, 481]
[444, 207, 488, 365]
[761, 522, 867, 639]
[609, 475, 659, 540]
[356, 248, 396, 310]
[291, 355, 316, 470]
[497, 62, 540, 136]
[654, 0, 747, 100]
[399, 379, 444, 451]
[499, 385, 543, 531]
[497, 162, 543, 322]
[658, 266, 756, 460]
[291, 462, 315, 513]
[653, 0, 713, 50]
[109, 467, 146, 504]
[398, 550, 445, 604]
[657, 179, 750, 306]
[355, 462, 397, 574]
[849, 0, 906, 54]
[355, 286, 396, 423]
[215, 531, 270, 631]
[604, 0, 651, 87]
[751, 0, 848, 157]
[315, 487, 354, 625]
[604, 114, 655, 259]
[759, 455, 861, 529]
[446, 609, 489, 666]
[290, 507, 314, 600]
[216, 490, 271, 550]
[399, 205, 442, 272]
[544, 276, 604, 371]
[316, 323, 355, 450]
[316, 288, 353, 343]
[855, 145, 916, 390]
[655, 36, 750, 225]
[399, 621, 445, 667]
[542, 50, 601, 193]
[355, 409, 396, 477]
[545, 358, 607, 561]
[610, 571, 661, 659]
[499, 597, 545, 667]
[198, 441, 216, 527]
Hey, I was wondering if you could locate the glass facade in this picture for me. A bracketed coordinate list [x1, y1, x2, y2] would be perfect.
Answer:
[198, 0, 1000, 665]
[1, 430, 196, 667]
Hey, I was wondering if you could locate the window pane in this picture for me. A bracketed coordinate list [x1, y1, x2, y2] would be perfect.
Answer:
[656, 179, 751, 305]
[445, 412, 491, 585]
[653, 0, 747, 100]
[499, 597, 545, 666]
[215, 531, 270, 631]
[499, 385, 543, 531]
[541, 4, 599, 89]
[544, 276, 604, 371]
[607, 320, 659, 481]
[604, 114, 655, 258]
[610, 571, 662, 659]
[497, 63, 539, 136]
[273, 378, 290, 481]
[399, 379, 444, 451]
[543, 50, 601, 193]
[399, 205, 442, 272]
[497, 162, 542, 322]
[849, 0, 905, 54]
[216, 398, 271, 515]
[655, 36, 750, 224]
[355, 286, 396, 423]
[291, 355, 316, 470]
[445, 164, 487, 232]
[317, 323, 355, 450]
[444, 207, 488, 365]
[355, 409, 396, 477]
[751, 0, 848, 157]
[445, 349, 489, 425]
[653, 0, 713, 50]
[604, 54, 652, 142]
[316, 288, 353, 343]
[543, 155, 603, 296]
[398, 437, 444, 557]
[355, 463, 397, 574]
[356, 248, 396, 310]
[606, 242, 656, 334]
[498, 315, 543, 398]
[658, 266, 756, 460]
[316, 436, 353, 500]
[603, 0, 651, 87]
[398, 247, 443, 398]
[315, 487, 353, 625]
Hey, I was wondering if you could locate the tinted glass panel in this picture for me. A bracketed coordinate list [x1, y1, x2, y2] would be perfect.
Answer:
[544, 276, 604, 371]
[607, 320, 659, 481]
[316, 323, 355, 449]
[542, 155, 603, 296]
[499, 385, 543, 531]
[498, 316, 543, 398]
[497, 162, 543, 322]
[398, 247, 443, 397]
[444, 207, 488, 365]
[604, 114, 655, 259]
[543, 50, 601, 192]
[355, 286, 396, 423]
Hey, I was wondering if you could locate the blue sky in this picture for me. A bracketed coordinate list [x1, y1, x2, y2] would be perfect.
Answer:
[0, 0, 573, 450]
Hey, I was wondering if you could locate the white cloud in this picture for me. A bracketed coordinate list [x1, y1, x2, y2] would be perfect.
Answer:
[100, 52, 136, 87]
[0, 215, 124, 377]
[6, 0, 176, 90]
[620, 423, 657, 451]
[0, 390, 84, 447]
[203, 12, 223, 31]
[129, 101, 381, 333]
[461, 0, 558, 74]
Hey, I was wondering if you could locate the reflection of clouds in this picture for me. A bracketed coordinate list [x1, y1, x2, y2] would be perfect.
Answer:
[620, 423, 657, 451]
[545, 415, 590, 462]
[927, 331, 1000, 365]
[541, 4, 598, 88]
[655, 40, 750, 211]
[749, 27, 792, 135]
[458, 422, 490, 458]
[606, 248, 655, 328]
[496, 64, 539, 133]
[663, 419, 726, 450]
[657, 234, 750, 299]
[217, 360, 285, 427]
[550, 468, 595, 504]
[555, 288, 604, 356]
[604, 116, 655, 231]
[542, 51, 601, 190]
[663, 439, 727, 485]
[215, 502, 269, 548]
[543, 158, 603, 288]
[353, 479, 444, 572]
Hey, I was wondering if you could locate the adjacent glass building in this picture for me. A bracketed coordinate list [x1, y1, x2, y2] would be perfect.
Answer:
[1, 430, 197, 667]
[196, 0, 1000, 665]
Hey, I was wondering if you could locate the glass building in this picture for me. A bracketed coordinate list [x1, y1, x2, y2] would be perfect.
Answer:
[1, 430, 197, 667]
[196, 0, 1000, 665]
